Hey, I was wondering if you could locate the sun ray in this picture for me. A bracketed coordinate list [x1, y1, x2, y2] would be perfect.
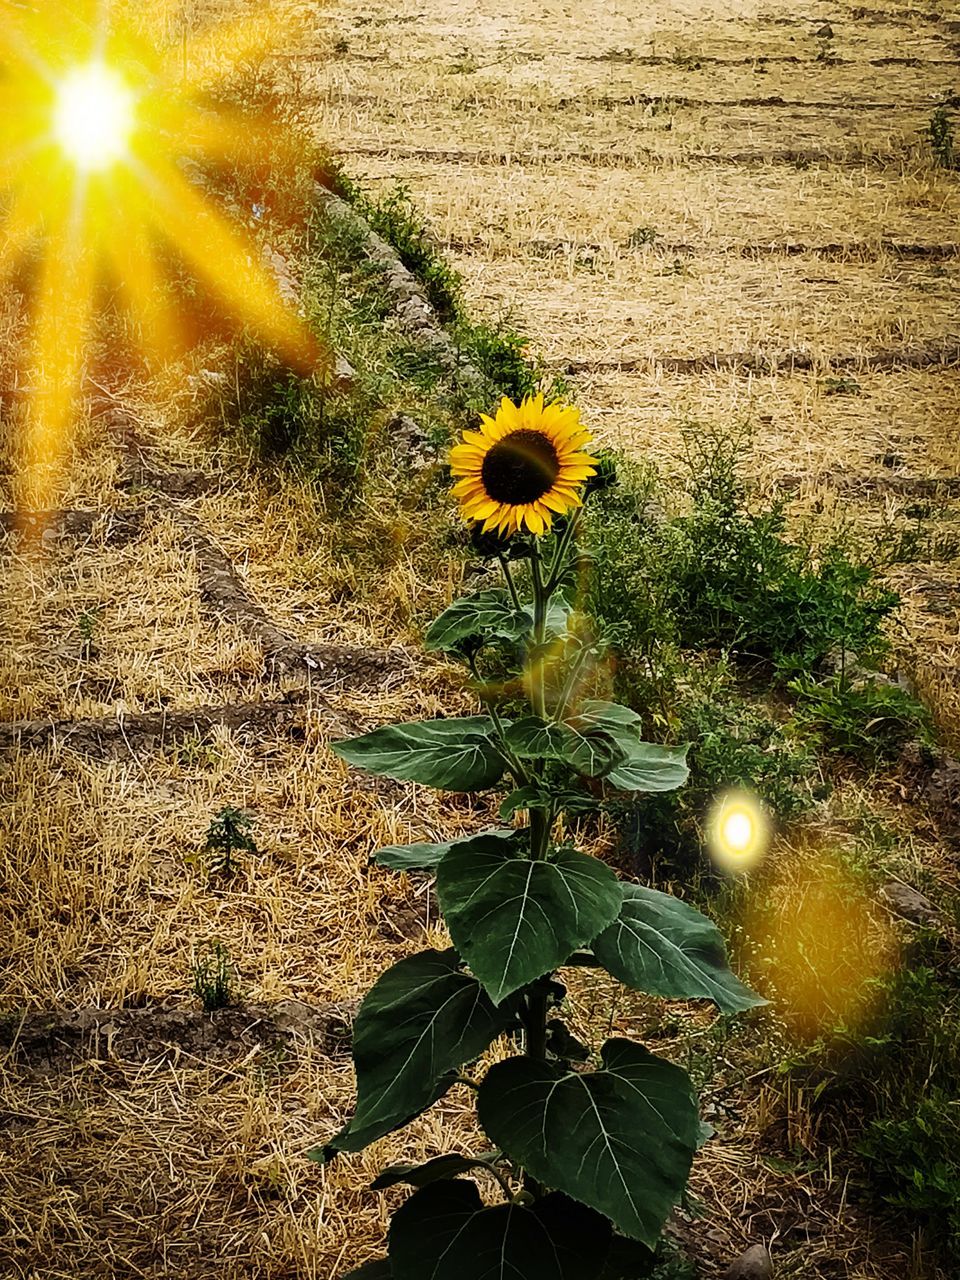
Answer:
[144, 155, 317, 366]
[0, 0, 323, 504]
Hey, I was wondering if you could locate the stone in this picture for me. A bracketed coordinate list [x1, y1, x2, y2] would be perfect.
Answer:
[879, 881, 941, 927]
[816, 23, 834, 38]
[723, 1244, 773, 1280]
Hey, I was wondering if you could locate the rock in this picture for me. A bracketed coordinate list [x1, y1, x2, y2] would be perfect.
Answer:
[390, 413, 439, 467]
[816, 23, 834, 38]
[879, 881, 941, 927]
[723, 1245, 773, 1280]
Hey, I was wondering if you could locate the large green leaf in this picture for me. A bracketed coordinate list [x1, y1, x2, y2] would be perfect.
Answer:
[477, 1039, 700, 1246]
[323, 949, 512, 1156]
[503, 717, 575, 761]
[371, 1151, 502, 1191]
[373, 829, 517, 872]
[567, 701, 689, 792]
[388, 1180, 612, 1280]
[437, 836, 622, 1002]
[332, 717, 506, 791]
[425, 590, 532, 654]
[592, 883, 765, 1014]
[605, 738, 689, 793]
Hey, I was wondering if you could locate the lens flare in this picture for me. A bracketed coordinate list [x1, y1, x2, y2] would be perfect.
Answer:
[0, 0, 319, 503]
[707, 790, 769, 873]
[53, 63, 136, 172]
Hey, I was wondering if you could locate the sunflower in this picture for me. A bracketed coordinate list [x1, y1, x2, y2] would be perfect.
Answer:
[449, 395, 598, 536]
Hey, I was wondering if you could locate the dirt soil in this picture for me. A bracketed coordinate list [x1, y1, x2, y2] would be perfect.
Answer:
[2, 1, 959, 1278]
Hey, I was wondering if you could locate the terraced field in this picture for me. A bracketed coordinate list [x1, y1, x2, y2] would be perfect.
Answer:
[302, 0, 960, 737]
[2, 3, 959, 1278]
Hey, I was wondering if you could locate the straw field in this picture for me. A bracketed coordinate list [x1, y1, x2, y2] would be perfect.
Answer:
[2, 1, 959, 1277]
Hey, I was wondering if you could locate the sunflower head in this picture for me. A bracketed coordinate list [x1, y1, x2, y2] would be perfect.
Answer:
[449, 394, 598, 536]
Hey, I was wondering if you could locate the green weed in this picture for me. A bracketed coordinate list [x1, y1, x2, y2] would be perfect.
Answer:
[204, 806, 258, 878]
[788, 675, 931, 763]
[192, 941, 235, 1011]
[926, 106, 956, 170]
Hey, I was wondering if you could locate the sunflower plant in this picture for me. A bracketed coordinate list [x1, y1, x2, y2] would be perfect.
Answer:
[317, 396, 764, 1280]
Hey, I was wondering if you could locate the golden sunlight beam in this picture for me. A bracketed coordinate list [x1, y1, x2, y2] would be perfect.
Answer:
[0, 0, 321, 502]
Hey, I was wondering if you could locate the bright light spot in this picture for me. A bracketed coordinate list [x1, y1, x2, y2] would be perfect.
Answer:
[723, 811, 753, 851]
[53, 63, 136, 172]
[707, 790, 769, 873]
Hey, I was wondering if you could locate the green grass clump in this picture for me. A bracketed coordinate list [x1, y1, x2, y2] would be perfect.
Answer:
[191, 941, 235, 1012]
[788, 674, 931, 763]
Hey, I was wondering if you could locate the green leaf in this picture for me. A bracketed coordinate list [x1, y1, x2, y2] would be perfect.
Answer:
[341, 1262, 392, 1280]
[566, 702, 689, 792]
[592, 884, 766, 1014]
[425, 590, 532, 654]
[561, 724, 626, 778]
[546, 1017, 590, 1062]
[477, 1038, 700, 1246]
[332, 717, 506, 791]
[570, 700, 644, 732]
[605, 738, 689, 793]
[500, 784, 600, 821]
[503, 717, 575, 761]
[373, 829, 517, 872]
[371, 1152, 501, 1191]
[437, 836, 622, 1002]
[324, 949, 513, 1156]
[389, 1180, 612, 1280]
[563, 701, 641, 777]
[499, 785, 549, 820]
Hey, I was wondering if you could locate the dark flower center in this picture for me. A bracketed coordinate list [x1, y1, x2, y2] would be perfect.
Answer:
[481, 429, 560, 505]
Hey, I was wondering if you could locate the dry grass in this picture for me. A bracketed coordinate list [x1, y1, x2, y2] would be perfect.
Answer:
[3, 0, 960, 1276]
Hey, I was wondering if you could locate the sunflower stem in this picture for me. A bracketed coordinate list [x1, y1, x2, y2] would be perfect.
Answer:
[545, 509, 582, 595]
[497, 551, 523, 613]
[529, 542, 548, 721]
[466, 653, 530, 788]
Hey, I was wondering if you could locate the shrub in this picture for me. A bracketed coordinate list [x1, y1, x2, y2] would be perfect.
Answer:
[582, 431, 899, 690]
[612, 678, 815, 877]
[788, 675, 931, 763]
[926, 106, 956, 170]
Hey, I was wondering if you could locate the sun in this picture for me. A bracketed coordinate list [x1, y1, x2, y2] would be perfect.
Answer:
[53, 62, 137, 172]
[0, 0, 320, 499]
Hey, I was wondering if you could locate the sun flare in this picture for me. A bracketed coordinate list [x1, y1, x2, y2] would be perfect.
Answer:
[53, 62, 137, 172]
[0, 0, 318, 500]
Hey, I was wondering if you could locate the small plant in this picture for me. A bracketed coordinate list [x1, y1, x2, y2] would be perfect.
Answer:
[788, 674, 930, 763]
[76, 606, 102, 660]
[926, 106, 956, 170]
[819, 375, 861, 396]
[456, 315, 568, 404]
[316, 395, 763, 1278]
[192, 940, 235, 1011]
[627, 225, 658, 247]
[204, 805, 258, 878]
